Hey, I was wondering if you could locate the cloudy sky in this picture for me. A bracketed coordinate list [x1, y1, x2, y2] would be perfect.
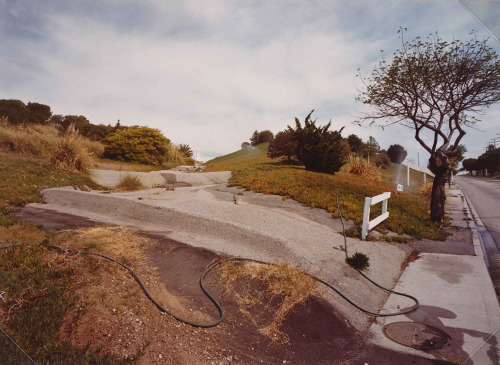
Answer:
[1, 0, 499, 162]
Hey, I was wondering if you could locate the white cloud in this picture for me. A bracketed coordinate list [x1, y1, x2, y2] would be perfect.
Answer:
[1, 0, 499, 161]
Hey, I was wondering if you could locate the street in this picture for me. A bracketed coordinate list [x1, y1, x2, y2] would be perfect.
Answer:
[455, 175, 500, 250]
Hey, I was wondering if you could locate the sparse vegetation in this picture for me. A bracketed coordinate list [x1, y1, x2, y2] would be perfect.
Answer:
[116, 175, 144, 191]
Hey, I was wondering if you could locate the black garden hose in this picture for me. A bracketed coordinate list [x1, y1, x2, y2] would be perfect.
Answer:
[1, 195, 419, 329]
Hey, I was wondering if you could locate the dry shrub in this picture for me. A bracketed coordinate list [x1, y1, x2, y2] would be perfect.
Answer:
[219, 260, 317, 343]
[0, 121, 103, 173]
[115, 174, 144, 191]
[419, 182, 433, 198]
[348, 154, 381, 181]
[65, 226, 150, 265]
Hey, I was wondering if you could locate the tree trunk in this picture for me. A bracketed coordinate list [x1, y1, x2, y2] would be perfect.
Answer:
[430, 170, 447, 223]
[428, 150, 450, 223]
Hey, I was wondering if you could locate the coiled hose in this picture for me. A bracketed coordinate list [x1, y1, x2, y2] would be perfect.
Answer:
[1, 196, 419, 328]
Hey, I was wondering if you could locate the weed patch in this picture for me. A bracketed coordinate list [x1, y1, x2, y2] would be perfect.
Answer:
[116, 175, 144, 191]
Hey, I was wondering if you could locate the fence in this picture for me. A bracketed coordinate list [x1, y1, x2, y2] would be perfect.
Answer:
[361, 192, 391, 240]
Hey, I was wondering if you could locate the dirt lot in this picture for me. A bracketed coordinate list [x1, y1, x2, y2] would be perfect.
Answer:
[17, 208, 454, 364]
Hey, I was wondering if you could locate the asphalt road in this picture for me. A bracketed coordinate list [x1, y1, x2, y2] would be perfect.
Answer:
[455, 175, 500, 250]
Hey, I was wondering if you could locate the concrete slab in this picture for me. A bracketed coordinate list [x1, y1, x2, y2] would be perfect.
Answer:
[369, 185, 500, 364]
[369, 253, 500, 364]
[28, 182, 409, 332]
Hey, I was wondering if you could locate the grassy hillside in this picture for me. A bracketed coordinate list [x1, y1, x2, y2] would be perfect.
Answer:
[206, 144, 442, 241]
[205, 143, 272, 171]
[0, 153, 139, 364]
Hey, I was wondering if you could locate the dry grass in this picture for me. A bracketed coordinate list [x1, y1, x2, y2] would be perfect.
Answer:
[218, 260, 317, 343]
[0, 223, 46, 245]
[0, 121, 103, 173]
[419, 182, 433, 198]
[63, 226, 151, 264]
[115, 175, 144, 191]
[347, 154, 381, 181]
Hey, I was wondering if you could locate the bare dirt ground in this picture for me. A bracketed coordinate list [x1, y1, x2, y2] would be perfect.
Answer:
[18, 208, 454, 364]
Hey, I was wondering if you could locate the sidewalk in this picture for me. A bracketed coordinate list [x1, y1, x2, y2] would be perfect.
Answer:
[369, 184, 500, 364]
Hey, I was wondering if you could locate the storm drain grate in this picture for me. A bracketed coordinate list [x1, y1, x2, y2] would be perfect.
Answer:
[383, 321, 451, 351]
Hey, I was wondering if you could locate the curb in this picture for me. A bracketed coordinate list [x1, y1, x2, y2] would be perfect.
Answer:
[456, 183, 495, 266]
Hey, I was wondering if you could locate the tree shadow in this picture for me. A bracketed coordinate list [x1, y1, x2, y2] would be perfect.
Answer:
[401, 304, 498, 364]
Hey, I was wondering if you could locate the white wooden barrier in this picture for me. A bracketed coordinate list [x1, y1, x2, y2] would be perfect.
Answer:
[361, 192, 391, 240]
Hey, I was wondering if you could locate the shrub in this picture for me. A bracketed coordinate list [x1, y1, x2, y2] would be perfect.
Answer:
[0, 99, 52, 125]
[103, 126, 170, 165]
[267, 129, 298, 163]
[374, 152, 391, 169]
[347, 134, 363, 153]
[387, 144, 408, 164]
[292, 110, 347, 174]
[116, 175, 143, 191]
[348, 155, 381, 181]
[345, 252, 370, 270]
[250, 130, 274, 146]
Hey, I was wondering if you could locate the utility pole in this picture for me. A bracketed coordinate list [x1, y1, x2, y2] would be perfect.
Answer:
[407, 163, 410, 187]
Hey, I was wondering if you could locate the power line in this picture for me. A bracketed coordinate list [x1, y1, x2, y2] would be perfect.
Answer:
[457, 0, 500, 45]
[0, 326, 38, 364]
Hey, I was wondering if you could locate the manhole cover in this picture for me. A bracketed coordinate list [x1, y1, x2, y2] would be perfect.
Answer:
[383, 322, 451, 350]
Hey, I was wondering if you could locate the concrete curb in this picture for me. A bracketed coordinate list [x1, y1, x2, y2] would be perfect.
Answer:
[457, 184, 489, 263]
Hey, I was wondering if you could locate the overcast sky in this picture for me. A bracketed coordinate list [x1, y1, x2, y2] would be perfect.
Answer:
[1, 0, 499, 162]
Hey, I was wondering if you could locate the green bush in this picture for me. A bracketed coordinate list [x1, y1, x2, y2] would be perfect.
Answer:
[103, 126, 170, 165]
[387, 144, 407, 164]
[345, 252, 370, 270]
[292, 110, 347, 174]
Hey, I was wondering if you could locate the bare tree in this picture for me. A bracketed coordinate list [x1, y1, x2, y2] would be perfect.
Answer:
[356, 30, 500, 222]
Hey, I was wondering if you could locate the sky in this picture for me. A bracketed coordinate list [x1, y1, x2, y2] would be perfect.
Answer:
[1, 0, 499, 163]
